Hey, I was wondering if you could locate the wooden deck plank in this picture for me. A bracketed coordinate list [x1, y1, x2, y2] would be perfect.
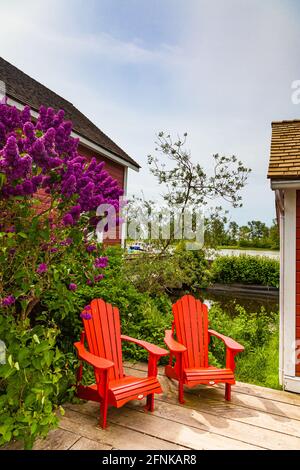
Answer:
[233, 381, 300, 406]
[69, 395, 300, 451]
[33, 428, 80, 450]
[160, 378, 300, 426]
[124, 365, 300, 421]
[145, 399, 300, 450]
[108, 410, 259, 450]
[70, 437, 112, 450]
[124, 362, 300, 407]
[0, 428, 80, 451]
[156, 379, 300, 441]
[188, 385, 300, 421]
[4, 362, 300, 451]
[67, 401, 261, 450]
[61, 407, 186, 450]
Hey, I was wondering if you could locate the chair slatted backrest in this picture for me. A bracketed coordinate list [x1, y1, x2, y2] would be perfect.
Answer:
[173, 295, 209, 368]
[82, 299, 124, 381]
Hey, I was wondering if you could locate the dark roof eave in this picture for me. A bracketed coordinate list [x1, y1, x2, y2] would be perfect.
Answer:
[0, 56, 140, 169]
[6, 91, 140, 171]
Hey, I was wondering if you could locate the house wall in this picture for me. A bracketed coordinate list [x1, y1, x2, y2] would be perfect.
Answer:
[296, 190, 300, 376]
[280, 188, 300, 393]
[34, 144, 126, 246]
[78, 144, 125, 245]
[282, 190, 296, 386]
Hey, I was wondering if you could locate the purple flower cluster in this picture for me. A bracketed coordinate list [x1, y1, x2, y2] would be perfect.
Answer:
[80, 305, 92, 320]
[86, 244, 96, 253]
[94, 256, 108, 269]
[2, 295, 15, 306]
[0, 104, 123, 225]
[68, 283, 77, 291]
[60, 238, 73, 246]
[36, 263, 48, 274]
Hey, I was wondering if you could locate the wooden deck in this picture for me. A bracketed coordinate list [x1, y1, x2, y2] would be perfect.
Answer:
[5, 362, 300, 450]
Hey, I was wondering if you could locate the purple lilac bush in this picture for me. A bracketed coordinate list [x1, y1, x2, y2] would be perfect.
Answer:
[0, 104, 122, 220]
[0, 103, 123, 320]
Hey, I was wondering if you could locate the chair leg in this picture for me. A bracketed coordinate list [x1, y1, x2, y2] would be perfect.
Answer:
[76, 363, 83, 388]
[179, 380, 185, 404]
[146, 393, 155, 412]
[98, 370, 109, 429]
[100, 397, 108, 429]
[225, 383, 231, 401]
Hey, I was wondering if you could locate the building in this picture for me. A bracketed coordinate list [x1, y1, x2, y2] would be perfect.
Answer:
[0, 57, 140, 244]
[268, 120, 300, 393]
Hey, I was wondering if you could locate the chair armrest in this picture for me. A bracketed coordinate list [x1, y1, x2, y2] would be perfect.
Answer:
[121, 335, 168, 357]
[74, 342, 114, 370]
[208, 329, 244, 352]
[164, 330, 187, 353]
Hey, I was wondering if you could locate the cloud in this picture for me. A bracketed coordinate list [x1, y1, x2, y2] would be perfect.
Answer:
[1, 0, 300, 224]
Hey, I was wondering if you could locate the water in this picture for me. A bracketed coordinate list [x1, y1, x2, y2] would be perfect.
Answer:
[171, 288, 279, 316]
[203, 288, 279, 316]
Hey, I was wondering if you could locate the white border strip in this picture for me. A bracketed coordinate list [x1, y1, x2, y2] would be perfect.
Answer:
[279, 208, 284, 385]
[284, 375, 300, 393]
[121, 166, 128, 247]
[73, 131, 139, 172]
[283, 189, 296, 377]
[271, 180, 300, 190]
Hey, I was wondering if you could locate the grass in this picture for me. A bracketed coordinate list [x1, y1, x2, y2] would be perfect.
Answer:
[217, 245, 279, 252]
[208, 304, 280, 390]
[235, 334, 280, 389]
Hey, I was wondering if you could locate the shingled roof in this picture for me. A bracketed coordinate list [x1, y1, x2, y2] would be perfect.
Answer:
[268, 120, 300, 179]
[0, 57, 140, 170]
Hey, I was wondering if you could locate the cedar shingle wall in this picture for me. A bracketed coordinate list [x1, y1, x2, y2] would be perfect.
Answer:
[268, 121, 300, 179]
[296, 190, 300, 376]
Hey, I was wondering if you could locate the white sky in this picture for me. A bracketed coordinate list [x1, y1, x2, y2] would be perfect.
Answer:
[1, 0, 300, 224]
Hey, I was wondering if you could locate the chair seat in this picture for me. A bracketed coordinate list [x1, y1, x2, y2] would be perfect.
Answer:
[108, 375, 162, 408]
[184, 366, 235, 386]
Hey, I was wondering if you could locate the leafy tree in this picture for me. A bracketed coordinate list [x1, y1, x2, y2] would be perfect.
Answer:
[247, 220, 269, 241]
[269, 219, 280, 250]
[204, 207, 229, 247]
[227, 221, 239, 245]
[148, 132, 251, 211]
[128, 132, 251, 251]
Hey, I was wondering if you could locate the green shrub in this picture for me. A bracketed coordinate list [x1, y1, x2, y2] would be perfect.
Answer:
[0, 316, 76, 449]
[43, 246, 173, 361]
[124, 252, 183, 295]
[208, 304, 279, 388]
[124, 244, 211, 296]
[210, 255, 279, 287]
[175, 242, 211, 291]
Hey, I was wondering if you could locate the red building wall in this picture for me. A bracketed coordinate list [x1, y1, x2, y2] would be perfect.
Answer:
[35, 144, 125, 246]
[296, 190, 300, 376]
[78, 144, 125, 246]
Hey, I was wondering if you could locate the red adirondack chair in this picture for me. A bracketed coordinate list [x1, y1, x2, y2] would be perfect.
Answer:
[74, 299, 168, 428]
[164, 295, 244, 403]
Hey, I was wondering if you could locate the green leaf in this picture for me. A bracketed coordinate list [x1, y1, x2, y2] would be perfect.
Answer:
[31, 422, 37, 435]
[33, 334, 40, 344]
[17, 232, 28, 239]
